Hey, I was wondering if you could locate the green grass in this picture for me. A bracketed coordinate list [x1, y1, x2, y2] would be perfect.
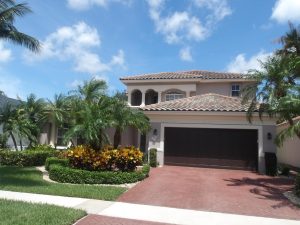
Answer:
[0, 166, 126, 200]
[0, 199, 86, 225]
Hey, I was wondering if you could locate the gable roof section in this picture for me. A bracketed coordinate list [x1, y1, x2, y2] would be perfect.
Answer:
[120, 70, 247, 81]
[142, 93, 253, 112]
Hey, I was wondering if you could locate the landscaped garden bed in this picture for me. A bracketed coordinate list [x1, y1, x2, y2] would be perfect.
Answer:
[46, 145, 150, 184]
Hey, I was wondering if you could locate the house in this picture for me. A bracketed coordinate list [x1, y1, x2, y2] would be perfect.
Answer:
[276, 116, 300, 168]
[120, 70, 277, 174]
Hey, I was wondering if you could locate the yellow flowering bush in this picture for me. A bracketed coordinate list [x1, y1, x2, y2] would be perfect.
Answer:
[67, 145, 143, 171]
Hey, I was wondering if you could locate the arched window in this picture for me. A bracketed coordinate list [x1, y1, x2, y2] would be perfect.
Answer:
[145, 89, 158, 105]
[131, 89, 142, 106]
[165, 90, 184, 101]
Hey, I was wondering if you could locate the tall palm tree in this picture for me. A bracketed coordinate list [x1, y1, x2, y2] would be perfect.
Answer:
[70, 79, 107, 103]
[243, 54, 300, 145]
[0, 0, 40, 52]
[19, 94, 46, 147]
[64, 95, 112, 150]
[277, 22, 300, 56]
[111, 96, 150, 148]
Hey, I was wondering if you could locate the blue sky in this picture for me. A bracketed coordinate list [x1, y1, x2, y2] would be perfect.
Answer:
[0, 0, 299, 99]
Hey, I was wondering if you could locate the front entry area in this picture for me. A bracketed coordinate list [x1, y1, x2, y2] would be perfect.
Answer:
[164, 127, 258, 170]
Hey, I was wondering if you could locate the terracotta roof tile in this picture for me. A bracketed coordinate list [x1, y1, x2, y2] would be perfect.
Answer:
[141, 93, 254, 112]
[120, 70, 247, 81]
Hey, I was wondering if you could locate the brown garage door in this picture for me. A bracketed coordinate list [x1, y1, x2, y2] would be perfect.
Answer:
[164, 127, 258, 170]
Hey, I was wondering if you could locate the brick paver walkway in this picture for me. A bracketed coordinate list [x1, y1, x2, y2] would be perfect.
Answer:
[118, 166, 300, 220]
[76, 215, 172, 225]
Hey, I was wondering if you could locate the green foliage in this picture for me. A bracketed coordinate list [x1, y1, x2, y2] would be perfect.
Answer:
[0, 0, 40, 52]
[280, 166, 290, 176]
[48, 164, 150, 184]
[149, 148, 157, 167]
[67, 145, 143, 171]
[296, 173, 300, 197]
[0, 148, 57, 166]
[243, 25, 300, 146]
[45, 157, 69, 171]
[0, 133, 8, 148]
[0, 199, 86, 225]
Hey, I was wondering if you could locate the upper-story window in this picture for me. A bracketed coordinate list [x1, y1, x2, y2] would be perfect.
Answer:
[231, 84, 240, 97]
[165, 92, 184, 101]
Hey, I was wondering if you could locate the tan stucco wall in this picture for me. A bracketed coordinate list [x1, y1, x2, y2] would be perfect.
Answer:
[196, 83, 231, 96]
[106, 127, 138, 147]
[277, 124, 300, 168]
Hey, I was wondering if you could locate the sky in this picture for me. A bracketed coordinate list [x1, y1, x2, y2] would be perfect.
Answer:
[0, 0, 300, 99]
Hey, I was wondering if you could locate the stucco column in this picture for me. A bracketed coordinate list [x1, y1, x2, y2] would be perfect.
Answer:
[127, 90, 132, 106]
[141, 91, 145, 106]
[158, 91, 162, 103]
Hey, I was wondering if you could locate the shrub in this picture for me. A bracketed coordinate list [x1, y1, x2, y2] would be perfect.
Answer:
[29, 144, 55, 152]
[48, 164, 150, 184]
[45, 157, 69, 171]
[296, 173, 300, 197]
[0, 149, 58, 167]
[67, 145, 143, 171]
[149, 148, 157, 167]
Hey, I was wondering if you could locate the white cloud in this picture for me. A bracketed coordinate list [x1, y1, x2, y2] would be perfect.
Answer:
[226, 51, 271, 73]
[147, 0, 231, 45]
[0, 42, 12, 63]
[271, 0, 300, 24]
[24, 22, 125, 75]
[193, 0, 232, 25]
[179, 47, 192, 61]
[147, 0, 207, 44]
[67, 0, 132, 11]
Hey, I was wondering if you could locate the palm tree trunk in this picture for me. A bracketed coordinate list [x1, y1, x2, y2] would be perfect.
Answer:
[113, 128, 122, 149]
[9, 132, 18, 151]
[19, 138, 23, 151]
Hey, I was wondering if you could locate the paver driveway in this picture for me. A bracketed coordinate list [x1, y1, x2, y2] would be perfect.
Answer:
[118, 166, 300, 220]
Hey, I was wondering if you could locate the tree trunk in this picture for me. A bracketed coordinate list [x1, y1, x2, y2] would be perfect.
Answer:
[113, 128, 122, 149]
[19, 138, 23, 151]
[10, 132, 18, 151]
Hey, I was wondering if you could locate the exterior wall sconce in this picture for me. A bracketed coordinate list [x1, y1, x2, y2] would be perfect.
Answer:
[153, 129, 158, 136]
[267, 132, 272, 140]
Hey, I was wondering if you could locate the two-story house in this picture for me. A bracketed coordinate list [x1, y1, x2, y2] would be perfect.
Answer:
[120, 70, 277, 173]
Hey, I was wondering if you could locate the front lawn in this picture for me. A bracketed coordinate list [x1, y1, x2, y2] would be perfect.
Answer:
[0, 166, 126, 201]
[0, 199, 86, 225]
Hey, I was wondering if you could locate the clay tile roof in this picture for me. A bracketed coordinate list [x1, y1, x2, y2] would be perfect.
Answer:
[142, 93, 254, 112]
[120, 70, 247, 81]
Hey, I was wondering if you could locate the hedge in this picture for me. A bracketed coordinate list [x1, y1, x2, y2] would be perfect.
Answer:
[49, 164, 150, 184]
[45, 157, 69, 171]
[0, 149, 58, 167]
[149, 148, 157, 167]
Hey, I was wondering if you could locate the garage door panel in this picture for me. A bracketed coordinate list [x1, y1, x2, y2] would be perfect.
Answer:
[164, 127, 258, 170]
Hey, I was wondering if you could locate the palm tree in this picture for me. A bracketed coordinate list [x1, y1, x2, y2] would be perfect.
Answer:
[243, 55, 300, 145]
[0, 0, 40, 52]
[64, 95, 112, 150]
[277, 22, 300, 56]
[70, 79, 107, 103]
[19, 94, 46, 147]
[111, 95, 150, 148]
[0, 103, 33, 150]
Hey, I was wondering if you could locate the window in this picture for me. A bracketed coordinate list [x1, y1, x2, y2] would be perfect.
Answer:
[165, 92, 184, 101]
[231, 84, 240, 97]
[56, 125, 68, 146]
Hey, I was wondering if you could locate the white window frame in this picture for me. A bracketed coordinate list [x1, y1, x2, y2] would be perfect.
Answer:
[231, 84, 240, 97]
[165, 92, 184, 101]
